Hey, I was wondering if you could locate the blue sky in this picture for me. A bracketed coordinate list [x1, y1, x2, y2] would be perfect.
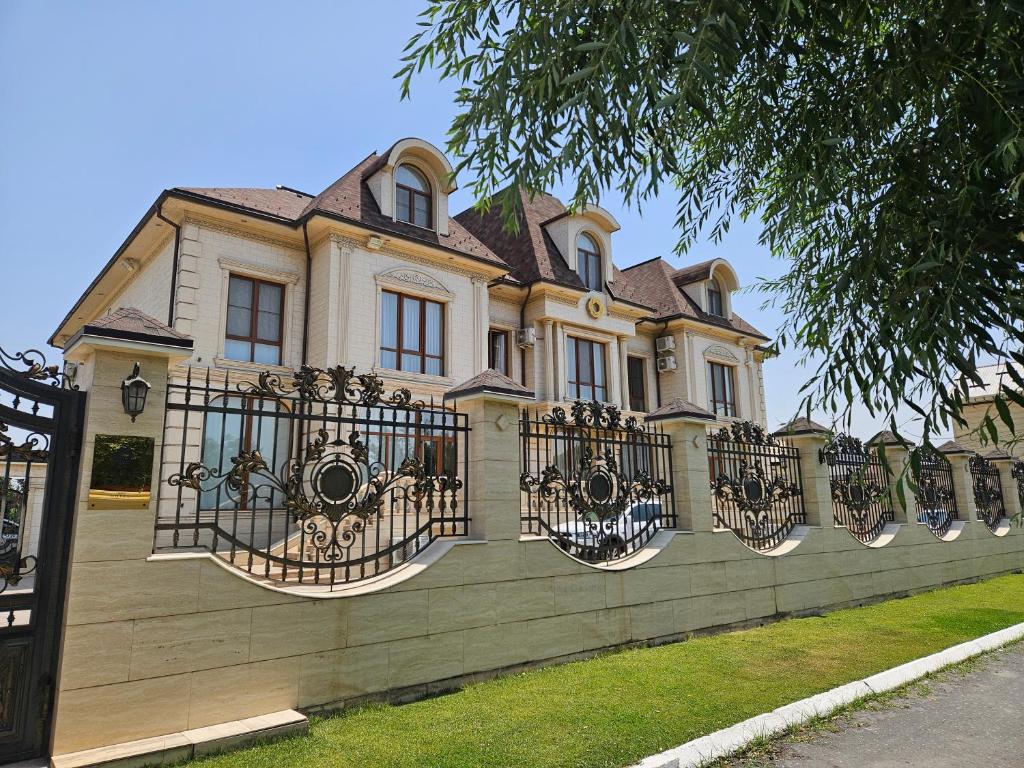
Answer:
[0, 0, 924, 439]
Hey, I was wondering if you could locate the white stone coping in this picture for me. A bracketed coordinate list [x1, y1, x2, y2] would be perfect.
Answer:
[519, 529, 680, 570]
[51, 709, 307, 768]
[631, 621, 1024, 768]
[146, 537, 486, 598]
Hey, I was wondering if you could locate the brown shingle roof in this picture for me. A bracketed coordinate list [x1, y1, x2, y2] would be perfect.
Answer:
[176, 152, 506, 270]
[645, 397, 715, 422]
[444, 369, 535, 400]
[72, 307, 193, 348]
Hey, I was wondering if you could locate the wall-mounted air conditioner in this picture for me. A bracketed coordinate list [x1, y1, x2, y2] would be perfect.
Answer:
[516, 328, 536, 348]
[655, 335, 676, 354]
[657, 356, 678, 373]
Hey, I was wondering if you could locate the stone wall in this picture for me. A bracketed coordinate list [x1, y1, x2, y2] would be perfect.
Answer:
[49, 346, 1024, 758]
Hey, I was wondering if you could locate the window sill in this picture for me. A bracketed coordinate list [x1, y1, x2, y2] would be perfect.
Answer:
[213, 357, 292, 375]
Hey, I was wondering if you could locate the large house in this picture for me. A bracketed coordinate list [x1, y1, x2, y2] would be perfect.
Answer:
[955, 363, 1023, 457]
[50, 137, 770, 422]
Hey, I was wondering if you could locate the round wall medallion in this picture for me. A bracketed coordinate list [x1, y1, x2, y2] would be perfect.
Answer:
[586, 296, 605, 319]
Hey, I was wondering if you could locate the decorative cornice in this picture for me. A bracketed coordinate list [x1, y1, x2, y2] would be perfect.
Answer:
[324, 231, 487, 280]
[184, 215, 303, 251]
[375, 268, 452, 297]
[703, 343, 741, 362]
[216, 257, 301, 284]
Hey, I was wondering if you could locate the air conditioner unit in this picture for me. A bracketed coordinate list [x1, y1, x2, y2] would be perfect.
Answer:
[657, 356, 678, 373]
[391, 533, 431, 566]
[516, 328, 536, 348]
[655, 335, 676, 354]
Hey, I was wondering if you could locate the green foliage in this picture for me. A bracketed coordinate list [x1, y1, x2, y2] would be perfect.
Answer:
[398, 0, 1024, 444]
[90, 435, 155, 492]
[190, 574, 1024, 768]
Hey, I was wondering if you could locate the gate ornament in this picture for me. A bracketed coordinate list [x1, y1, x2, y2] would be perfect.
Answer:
[969, 455, 1005, 529]
[712, 460, 799, 516]
[0, 347, 77, 390]
[0, 423, 49, 462]
[819, 432, 894, 542]
[543, 400, 642, 432]
[520, 446, 667, 523]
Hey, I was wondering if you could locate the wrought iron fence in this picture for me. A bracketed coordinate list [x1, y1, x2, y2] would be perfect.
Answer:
[519, 401, 674, 562]
[1013, 460, 1023, 512]
[819, 434, 894, 543]
[969, 455, 1005, 531]
[911, 447, 958, 538]
[159, 365, 469, 587]
[707, 421, 804, 550]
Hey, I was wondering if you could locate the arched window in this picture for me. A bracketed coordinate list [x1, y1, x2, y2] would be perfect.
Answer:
[577, 232, 602, 292]
[395, 164, 432, 229]
[707, 278, 724, 316]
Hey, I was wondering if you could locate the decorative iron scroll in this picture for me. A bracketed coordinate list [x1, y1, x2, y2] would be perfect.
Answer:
[912, 447, 958, 538]
[237, 364, 421, 408]
[0, 423, 49, 463]
[708, 421, 805, 550]
[160, 366, 468, 587]
[0, 347, 76, 390]
[969, 455, 1005, 531]
[819, 433, 894, 543]
[519, 401, 675, 563]
[1013, 461, 1023, 512]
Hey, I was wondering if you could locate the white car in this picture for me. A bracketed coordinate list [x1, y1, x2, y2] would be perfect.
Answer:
[550, 500, 663, 561]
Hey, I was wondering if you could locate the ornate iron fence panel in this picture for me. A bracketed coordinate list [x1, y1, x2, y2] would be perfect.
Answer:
[1013, 460, 1023, 512]
[0, 349, 84, 763]
[912, 447, 958, 538]
[707, 421, 805, 551]
[159, 366, 469, 587]
[519, 401, 674, 562]
[819, 434, 894, 543]
[969, 455, 1005, 531]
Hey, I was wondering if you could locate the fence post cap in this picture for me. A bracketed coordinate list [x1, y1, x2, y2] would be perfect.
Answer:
[867, 429, 909, 448]
[937, 439, 972, 455]
[772, 416, 830, 437]
[443, 369, 535, 403]
[982, 447, 1015, 462]
[63, 306, 194, 361]
[644, 397, 715, 423]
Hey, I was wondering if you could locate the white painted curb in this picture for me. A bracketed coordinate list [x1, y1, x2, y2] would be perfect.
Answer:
[631, 621, 1024, 768]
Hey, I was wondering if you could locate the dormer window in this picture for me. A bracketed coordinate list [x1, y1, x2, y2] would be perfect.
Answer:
[577, 232, 602, 292]
[395, 164, 432, 229]
[707, 278, 724, 316]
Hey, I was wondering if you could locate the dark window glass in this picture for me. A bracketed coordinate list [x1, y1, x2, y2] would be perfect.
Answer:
[627, 356, 646, 412]
[379, 290, 445, 375]
[395, 164, 433, 229]
[577, 232, 602, 292]
[708, 362, 736, 416]
[567, 337, 607, 402]
[707, 280, 724, 316]
[488, 329, 509, 375]
[224, 274, 284, 364]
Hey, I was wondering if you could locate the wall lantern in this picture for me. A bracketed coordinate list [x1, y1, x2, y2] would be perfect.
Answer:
[121, 362, 151, 422]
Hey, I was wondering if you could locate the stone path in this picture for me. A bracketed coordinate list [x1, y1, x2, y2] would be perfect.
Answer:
[719, 643, 1024, 767]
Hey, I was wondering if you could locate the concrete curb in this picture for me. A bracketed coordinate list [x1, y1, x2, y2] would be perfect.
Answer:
[631, 621, 1024, 768]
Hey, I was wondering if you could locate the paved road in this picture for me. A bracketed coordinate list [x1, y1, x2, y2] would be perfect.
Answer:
[722, 643, 1024, 767]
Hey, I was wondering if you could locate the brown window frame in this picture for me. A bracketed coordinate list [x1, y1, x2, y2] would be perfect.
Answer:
[567, 336, 608, 402]
[708, 361, 737, 417]
[488, 328, 510, 376]
[627, 356, 647, 412]
[577, 234, 602, 292]
[395, 165, 433, 230]
[379, 289, 445, 376]
[707, 279, 724, 317]
[224, 274, 285, 365]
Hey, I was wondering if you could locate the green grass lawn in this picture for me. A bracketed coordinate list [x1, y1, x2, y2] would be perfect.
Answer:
[192, 574, 1024, 768]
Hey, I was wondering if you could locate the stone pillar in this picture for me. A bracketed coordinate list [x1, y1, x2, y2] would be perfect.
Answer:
[987, 452, 1022, 522]
[543, 319, 555, 402]
[868, 431, 916, 525]
[646, 399, 717, 532]
[774, 418, 833, 528]
[618, 335, 630, 409]
[940, 441, 977, 523]
[445, 373, 535, 541]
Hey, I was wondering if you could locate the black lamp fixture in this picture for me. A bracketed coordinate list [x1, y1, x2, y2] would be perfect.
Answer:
[121, 362, 151, 422]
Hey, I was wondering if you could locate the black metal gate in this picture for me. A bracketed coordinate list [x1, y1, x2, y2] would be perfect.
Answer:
[0, 349, 84, 763]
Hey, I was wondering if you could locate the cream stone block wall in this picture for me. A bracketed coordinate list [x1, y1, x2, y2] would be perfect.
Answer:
[955, 400, 1024, 458]
[52, 349, 1024, 758]
[98, 236, 175, 323]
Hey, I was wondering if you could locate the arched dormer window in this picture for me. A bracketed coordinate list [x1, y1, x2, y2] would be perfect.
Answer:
[577, 232, 602, 292]
[707, 278, 724, 316]
[395, 164, 432, 229]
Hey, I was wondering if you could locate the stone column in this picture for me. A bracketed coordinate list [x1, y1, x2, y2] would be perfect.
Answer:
[618, 335, 630, 409]
[987, 451, 1022, 523]
[646, 399, 717, 532]
[445, 373, 535, 541]
[867, 431, 916, 525]
[940, 441, 977, 523]
[774, 418, 833, 528]
[543, 319, 555, 402]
